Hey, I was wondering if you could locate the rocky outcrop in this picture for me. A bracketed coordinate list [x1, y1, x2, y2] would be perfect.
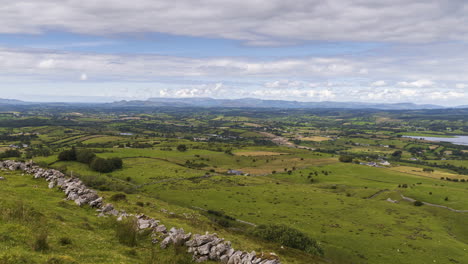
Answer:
[1, 160, 281, 264]
[1, 160, 103, 209]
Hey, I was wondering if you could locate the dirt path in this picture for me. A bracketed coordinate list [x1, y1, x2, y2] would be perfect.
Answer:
[400, 194, 468, 213]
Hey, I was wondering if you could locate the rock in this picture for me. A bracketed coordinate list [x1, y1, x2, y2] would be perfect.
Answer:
[101, 203, 114, 213]
[197, 242, 212, 255]
[220, 255, 229, 264]
[195, 256, 209, 263]
[160, 236, 172, 249]
[89, 197, 103, 208]
[228, 251, 243, 264]
[0, 176, 5, 180]
[155, 224, 167, 233]
[186, 234, 216, 247]
[48, 181, 56, 189]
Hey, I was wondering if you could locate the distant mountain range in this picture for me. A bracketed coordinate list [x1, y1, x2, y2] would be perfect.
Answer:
[0, 97, 466, 110]
[111, 97, 448, 110]
[0, 98, 31, 105]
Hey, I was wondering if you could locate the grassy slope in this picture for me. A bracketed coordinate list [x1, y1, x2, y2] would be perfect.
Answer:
[29, 146, 468, 264]
[0, 169, 323, 264]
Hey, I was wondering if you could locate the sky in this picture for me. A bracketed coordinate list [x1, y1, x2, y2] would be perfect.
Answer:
[0, 0, 467, 106]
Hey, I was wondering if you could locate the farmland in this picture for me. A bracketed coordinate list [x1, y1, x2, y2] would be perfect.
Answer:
[0, 106, 467, 264]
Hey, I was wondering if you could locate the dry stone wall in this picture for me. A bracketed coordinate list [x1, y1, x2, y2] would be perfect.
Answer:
[0, 160, 281, 264]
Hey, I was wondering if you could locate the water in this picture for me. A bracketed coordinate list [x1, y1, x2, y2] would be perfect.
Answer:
[403, 135, 468, 146]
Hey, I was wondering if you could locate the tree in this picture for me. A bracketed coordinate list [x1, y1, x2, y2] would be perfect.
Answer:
[391, 150, 402, 160]
[338, 155, 353, 163]
[58, 147, 76, 161]
[0, 149, 21, 158]
[177, 144, 187, 152]
[90, 157, 112, 173]
[76, 149, 96, 164]
[109, 157, 123, 170]
[422, 167, 434, 173]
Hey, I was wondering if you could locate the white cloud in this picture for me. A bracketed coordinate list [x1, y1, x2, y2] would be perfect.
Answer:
[397, 79, 435, 88]
[80, 73, 88, 81]
[455, 83, 466, 89]
[0, 1, 467, 45]
[371, 80, 386, 87]
[0, 48, 364, 80]
[38, 59, 55, 69]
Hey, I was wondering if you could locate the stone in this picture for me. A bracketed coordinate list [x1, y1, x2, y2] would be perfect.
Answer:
[155, 224, 167, 233]
[160, 236, 172, 249]
[195, 256, 209, 263]
[101, 203, 114, 213]
[48, 181, 56, 189]
[89, 197, 103, 208]
[197, 242, 212, 255]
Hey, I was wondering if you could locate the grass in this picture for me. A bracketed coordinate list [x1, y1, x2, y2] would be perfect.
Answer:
[0, 166, 322, 264]
[150, 162, 468, 264]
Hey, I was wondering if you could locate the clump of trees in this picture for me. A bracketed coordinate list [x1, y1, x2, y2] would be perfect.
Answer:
[338, 155, 353, 163]
[252, 224, 323, 256]
[0, 149, 21, 159]
[58, 148, 123, 173]
[177, 144, 187, 152]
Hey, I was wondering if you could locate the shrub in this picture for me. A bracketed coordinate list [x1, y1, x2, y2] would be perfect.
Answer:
[176, 144, 187, 152]
[33, 230, 49, 252]
[338, 155, 353, 163]
[58, 148, 76, 161]
[116, 218, 138, 247]
[0, 149, 22, 158]
[136, 201, 144, 207]
[413, 201, 424, 206]
[110, 193, 127, 202]
[76, 149, 96, 164]
[90, 157, 123, 173]
[59, 237, 72, 246]
[252, 224, 323, 256]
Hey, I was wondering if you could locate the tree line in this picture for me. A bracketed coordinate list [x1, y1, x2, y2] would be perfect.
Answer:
[58, 147, 123, 173]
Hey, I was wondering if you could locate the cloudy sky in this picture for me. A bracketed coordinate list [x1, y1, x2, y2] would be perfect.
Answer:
[0, 0, 467, 105]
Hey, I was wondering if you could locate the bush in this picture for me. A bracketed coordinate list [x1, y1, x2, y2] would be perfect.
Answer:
[110, 193, 127, 202]
[252, 224, 323, 256]
[176, 144, 187, 152]
[76, 149, 96, 164]
[116, 218, 138, 247]
[414, 200, 424, 206]
[58, 148, 76, 161]
[338, 155, 353, 163]
[59, 237, 72, 246]
[90, 157, 123, 173]
[33, 230, 49, 252]
[0, 149, 22, 159]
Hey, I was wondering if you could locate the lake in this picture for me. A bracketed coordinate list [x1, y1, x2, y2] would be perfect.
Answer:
[404, 135, 468, 146]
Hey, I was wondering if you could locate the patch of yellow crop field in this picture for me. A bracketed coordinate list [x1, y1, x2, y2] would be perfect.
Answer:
[387, 166, 468, 180]
[243, 122, 263, 127]
[234, 151, 288, 156]
[300, 136, 331, 142]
